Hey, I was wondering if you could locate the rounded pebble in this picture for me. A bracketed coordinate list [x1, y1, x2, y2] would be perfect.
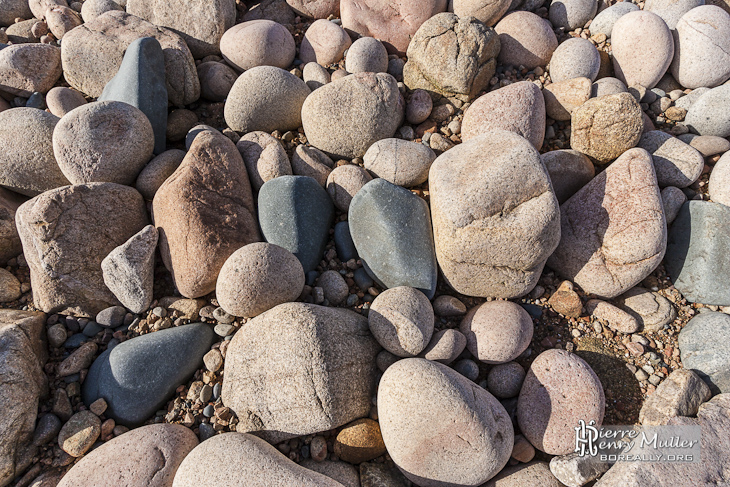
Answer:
[459, 301, 533, 364]
[369, 286, 435, 357]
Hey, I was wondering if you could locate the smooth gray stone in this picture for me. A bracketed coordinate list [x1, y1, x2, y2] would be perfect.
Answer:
[679, 311, 730, 394]
[666, 201, 730, 305]
[258, 175, 334, 274]
[685, 84, 730, 138]
[99, 37, 167, 154]
[590, 2, 639, 38]
[334, 221, 357, 262]
[82, 323, 214, 427]
[348, 178, 437, 299]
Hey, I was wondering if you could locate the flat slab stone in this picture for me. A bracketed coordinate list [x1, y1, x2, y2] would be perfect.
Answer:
[348, 178, 437, 299]
[678, 311, 730, 394]
[666, 201, 730, 306]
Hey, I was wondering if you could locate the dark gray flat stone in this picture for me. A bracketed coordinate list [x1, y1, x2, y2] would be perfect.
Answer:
[334, 221, 358, 262]
[666, 200, 730, 305]
[99, 36, 167, 154]
[258, 175, 335, 274]
[679, 311, 730, 394]
[82, 322, 214, 427]
[348, 178, 437, 299]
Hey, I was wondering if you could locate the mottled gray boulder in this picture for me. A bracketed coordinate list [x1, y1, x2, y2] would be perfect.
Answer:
[378, 358, 513, 487]
[661, 185, 687, 225]
[101, 225, 158, 314]
[0, 108, 69, 197]
[678, 312, 730, 394]
[172, 433, 346, 487]
[0, 310, 47, 487]
[403, 13, 500, 102]
[638, 130, 704, 188]
[61, 11, 199, 106]
[16, 183, 149, 317]
[345, 36, 388, 74]
[548, 148, 666, 299]
[685, 84, 730, 137]
[429, 130, 560, 298]
[221, 303, 380, 443]
[0, 0, 32, 26]
[302, 72, 403, 159]
[639, 369, 711, 425]
[363, 138, 436, 187]
[127, 0, 235, 58]
[666, 201, 730, 305]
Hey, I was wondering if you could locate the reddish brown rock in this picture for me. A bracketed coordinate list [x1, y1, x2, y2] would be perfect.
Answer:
[547, 148, 666, 299]
[58, 424, 198, 487]
[517, 349, 605, 455]
[341, 0, 448, 55]
[153, 130, 260, 299]
[547, 281, 583, 318]
[16, 183, 149, 317]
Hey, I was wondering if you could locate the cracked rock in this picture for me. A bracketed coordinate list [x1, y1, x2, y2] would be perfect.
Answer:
[639, 369, 711, 426]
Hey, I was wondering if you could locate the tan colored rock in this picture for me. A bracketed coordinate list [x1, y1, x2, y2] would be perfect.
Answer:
[460, 300, 533, 364]
[450, 0, 511, 26]
[340, 0, 448, 55]
[542, 76, 591, 121]
[0, 44, 62, 97]
[419, 328, 466, 364]
[510, 435, 535, 463]
[571, 92, 643, 163]
[495, 11, 558, 69]
[334, 419, 386, 464]
[429, 130, 560, 298]
[80, 0, 124, 23]
[298, 460, 359, 487]
[236, 131, 292, 192]
[299, 18, 351, 65]
[290, 144, 334, 187]
[639, 369, 712, 426]
[220, 20, 295, 71]
[127, 0, 235, 58]
[45, 87, 87, 117]
[58, 424, 198, 487]
[483, 461, 564, 487]
[153, 130, 260, 298]
[548, 281, 583, 318]
[518, 349, 605, 455]
[0, 188, 24, 265]
[17, 183, 149, 317]
[30, 0, 67, 19]
[586, 299, 640, 333]
[172, 433, 346, 487]
[326, 164, 372, 212]
[216, 242, 304, 318]
[547, 148, 666, 299]
[56, 342, 97, 377]
[61, 11, 200, 106]
[462, 80, 545, 149]
[221, 303, 379, 443]
[45, 5, 81, 39]
[135, 149, 186, 201]
[58, 411, 101, 457]
[368, 286, 434, 357]
[403, 13, 500, 102]
[157, 297, 205, 321]
[286, 0, 338, 18]
[0, 310, 47, 487]
[378, 358, 513, 487]
[540, 149, 595, 204]
[0, 267, 20, 303]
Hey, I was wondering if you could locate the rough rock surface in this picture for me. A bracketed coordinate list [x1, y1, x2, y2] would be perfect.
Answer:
[0, 44, 62, 97]
[639, 369, 712, 426]
[17, 183, 149, 317]
[153, 130, 260, 298]
[548, 148, 666, 299]
[222, 303, 380, 443]
[429, 131, 560, 298]
[679, 311, 730, 394]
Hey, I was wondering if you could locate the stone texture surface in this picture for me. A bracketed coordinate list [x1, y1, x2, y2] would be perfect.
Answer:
[127, 0, 235, 59]
[570, 92, 643, 163]
[368, 286, 434, 357]
[101, 225, 158, 314]
[17, 183, 148, 317]
[540, 149, 594, 203]
[494, 11, 558, 69]
[216, 242, 304, 318]
[685, 84, 730, 138]
[666, 201, 730, 306]
[83, 323, 215, 426]
[639, 368, 711, 426]
[61, 11, 200, 106]
[222, 303, 380, 443]
[57, 424, 198, 487]
[378, 358, 513, 487]
[679, 311, 730, 394]
[258, 175, 334, 274]
[46, 5, 82, 39]
[299, 18, 351, 66]
[595, 394, 730, 486]
[548, 148, 666, 299]
[301, 72, 404, 159]
[220, 20, 295, 71]
[614, 287, 676, 332]
[450, 0, 511, 26]
[586, 299, 640, 333]
[710, 151, 730, 207]
[153, 130, 260, 298]
[286, 0, 339, 18]
[0, 310, 47, 487]
[0, 108, 69, 197]
[299, 460, 360, 487]
[548, 0, 598, 30]
[224, 66, 310, 133]
[549, 453, 609, 487]
[135, 149, 186, 200]
[543, 77, 592, 122]
[334, 419, 386, 464]
[0, 189, 24, 265]
[243, 0, 296, 23]
[340, 0, 448, 55]
[348, 178, 438, 298]
[197, 61, 237, 101]
[236, 131, 291, 192]
[326, 164, 372, 212]
[429, 131, 560, 298]
[0, 0, 32, 26]
[611, 10, 673, 89]
[487, 361, 525, 399]
[0, 44, 62, 97]
[638, 130, 703, 188]
[419, 328, 466, 364]
[483, 461, 564, 487]
[591, 76, 627, 97]
[462, 81, 545, 149]
[549, 38, 600, 83]
[172, 433, 346, 487]
[402, 13, 500, 102]
[345, 36, 388, 74]
[57, 411, 100, 457]
[45, 87, 87, 118]
[661, 185, 687, 225]
[363, 138, 436, 187]
[53, 101, 154, 185]
[460, 300, 533, 364]
[80, 0, 124, 22]
[518, 349, 605, 455]
[291, 144, 334, 187]
[670, 5, 730, 89]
